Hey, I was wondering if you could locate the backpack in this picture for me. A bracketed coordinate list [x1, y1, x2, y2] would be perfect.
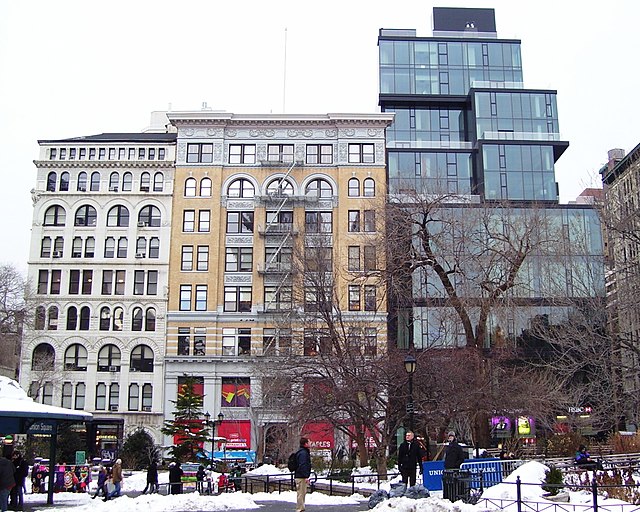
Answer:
[287, 451, 299, 472]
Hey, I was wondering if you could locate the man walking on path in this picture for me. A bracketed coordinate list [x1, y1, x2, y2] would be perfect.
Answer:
[398, 431, 423, 486]
[294, 437, 311, 512]
[104, 459, 123, 501]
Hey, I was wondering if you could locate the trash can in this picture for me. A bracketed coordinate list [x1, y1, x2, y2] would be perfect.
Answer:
[442, 469, 471, 502]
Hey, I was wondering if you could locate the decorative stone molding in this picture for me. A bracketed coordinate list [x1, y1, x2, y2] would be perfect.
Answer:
[224, 274, 252, 284]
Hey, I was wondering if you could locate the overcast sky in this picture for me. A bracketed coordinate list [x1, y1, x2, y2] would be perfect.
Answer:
[1, 0, 638, 270]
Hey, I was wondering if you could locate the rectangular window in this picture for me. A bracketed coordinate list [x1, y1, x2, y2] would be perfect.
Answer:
[364, 245, 377, 271]
[224, 286, 252, 312]
[264, 286, 292, 311]
[79, 148, 86, 160]
[197, 246, 209, 271]
[89, 148, 96, 160]
[364, 285, 377, 311]
[221, 377, 251, 406]
[69, 148, 77, 160]
[305, 247, 333, 272]
[179, 285, 192, 311]
[37, 270, 48, 294]
[95, 383, 106, 410]
[305, 211, 332, 233]
[181, 246, 193, 271]
[226, 212, 254, 233]
[101, 270, 113, 295]
[306, 144, 333, 164]
[75, 383, 86, 409]
[82, 270, 93, 294]
[263, 328, 292, 356]
[186, 143, 213, 163]
[267, 144, 294, 163]
[348, 285, 361, 311]
[41, 237, 52, 258]
[50, 149, 57, 160]
[348, 143, 375, 163]
[134, 270, 145, 295]
[138, 148, 146, 160]
[178, 327, 190, 355]
[348, 210, 360, 232]
[115, 270, 125, 295]
[348, 246, 361, 271]
[50, 270, 61, 294]
[198, 210, 210, 232]
[364, 327, 377, 356]
[195, 285, 207, 311]
[225, 247, 253, 272]
[147, 270, 158, 295]
[158, 148, 166, 160]
[265, 246, 292, 271]
[98, 148, 106, 160]
[183, 210, 195, 232]
[148, 148, 156, 160]
[128, 148, 135, 160]
[108, 148, 116, 160]
[193, 327, 206, 356]
[61, 383, 72, 409]
[363, 210, 376, 232]
[59, 148, 67, 160]
[229, 144, 256, 164]
[69, 270, 80, 295]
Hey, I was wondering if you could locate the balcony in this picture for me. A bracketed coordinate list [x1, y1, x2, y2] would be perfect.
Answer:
[257, 262, 292, 274]
[257, 223, 299, 236]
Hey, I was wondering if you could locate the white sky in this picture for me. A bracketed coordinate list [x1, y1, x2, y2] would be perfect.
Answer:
[1, 0, 639, 270]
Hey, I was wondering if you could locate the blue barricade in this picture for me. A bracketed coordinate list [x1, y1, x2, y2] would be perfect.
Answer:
[461, 458, 521, 489]
[422, 460, 445, 490]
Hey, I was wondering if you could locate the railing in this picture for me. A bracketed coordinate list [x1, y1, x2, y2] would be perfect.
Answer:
[479, 131, 562, 141]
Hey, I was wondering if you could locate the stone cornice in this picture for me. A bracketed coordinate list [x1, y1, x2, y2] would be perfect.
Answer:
[33, 160, 175, 169]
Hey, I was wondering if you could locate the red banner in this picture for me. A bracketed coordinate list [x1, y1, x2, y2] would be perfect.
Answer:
[302, 422, 334, 450]
[217, 420, 251, 449]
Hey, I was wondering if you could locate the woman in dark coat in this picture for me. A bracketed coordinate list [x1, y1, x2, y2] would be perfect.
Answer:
[168, 462, 183, 495]
[142, 461, 158, 494]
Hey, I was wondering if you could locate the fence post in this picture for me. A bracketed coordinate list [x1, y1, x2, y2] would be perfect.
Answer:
[516, 476, 522, 512]
[352, 475, 355, 496]
[592, 478, 598, 512]
[265, 475, 269, 493]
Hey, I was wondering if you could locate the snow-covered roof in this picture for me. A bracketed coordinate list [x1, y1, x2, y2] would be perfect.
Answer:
[0, 376, 92, 429]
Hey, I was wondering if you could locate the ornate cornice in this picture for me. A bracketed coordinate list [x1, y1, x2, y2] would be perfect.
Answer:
[33, 160, 175, 169]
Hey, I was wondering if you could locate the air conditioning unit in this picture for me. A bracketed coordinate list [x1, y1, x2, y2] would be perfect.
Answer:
[78, 186, 87, 192]
[109, 186, 119, 192]
[109, 405, 119, 411]
[52, 251, 62, 258]
[108, 365, 119, 372]
[135, 252, 145, 259]
[142, 406, 152, 412]
[137, 221, 147, 228]
[140, 185, 150, 192]
[76, 218, 86, 226]
[129, 367, 139, 372]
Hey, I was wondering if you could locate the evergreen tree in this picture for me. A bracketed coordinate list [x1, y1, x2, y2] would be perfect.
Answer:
[121, 428, 159, 470]
[161, 376, 210, 462]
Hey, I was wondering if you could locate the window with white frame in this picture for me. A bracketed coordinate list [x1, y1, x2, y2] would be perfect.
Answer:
[229, 144, 256, 164]
[222, 328, 251, 356]
[348, 143, 375, 163]
[306, 144, 333, 164]
[187, 143, 213, 163]
[267, 144, 294, 163]
[224, 286, 252, 312]
[225, 247, 253, 272]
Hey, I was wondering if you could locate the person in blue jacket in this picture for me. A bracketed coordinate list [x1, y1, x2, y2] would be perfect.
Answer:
[294, 437, 311, 512]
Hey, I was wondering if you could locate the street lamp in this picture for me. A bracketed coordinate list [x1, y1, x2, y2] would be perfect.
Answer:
[204, 411, 225, 469]
[404, 355, 417, 431]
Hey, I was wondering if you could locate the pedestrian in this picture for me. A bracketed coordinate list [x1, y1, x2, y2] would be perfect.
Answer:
[293, 437, 312, 512]
[103, 459, 123, 501]
[142, 460, 158, 494]
[9, 451, 28, 510]
[442, 431, 466, 501]
[195, 465, 206, 493]
[575, 445, 602, 469]
[91, 466, 108, 499]
[398, 431, 423, 486]
[0, 446, 15, 512]
[168, 461, 183, 495]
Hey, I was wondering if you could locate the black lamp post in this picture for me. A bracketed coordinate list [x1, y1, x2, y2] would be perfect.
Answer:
[404, 355, 417, 431]
[204, 411, 225, 469]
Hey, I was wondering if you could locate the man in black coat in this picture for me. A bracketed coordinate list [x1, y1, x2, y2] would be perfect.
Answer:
[398, 431, 423, 486]
[444, 431, 465, 469]
[294, 437, 311, 512]
[9, 451, 28, 511]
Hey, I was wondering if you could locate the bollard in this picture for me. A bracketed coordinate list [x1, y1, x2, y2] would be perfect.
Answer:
[592, 479, 598, 512]
[516, 476, 522, 512]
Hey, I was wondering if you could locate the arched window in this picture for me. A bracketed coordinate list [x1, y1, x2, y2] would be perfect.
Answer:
[79, 306, 90, 330]
[348, 178, 360, 197]
[130, 344, 154, 372]
[75, 383, 86, 409]
[305, 178, 333, 198]
[109, 172, 119, 191]
[149, 237, 160, 258]
[122, 172, 133, 192]
[142, 384, 153, 410]
[266, 178, 293, 196]
[35, 306, 46, 330]
[47, 172, 57, 192]
[117, 237, 127, 258]
[59, 172, 70, 192]
[138, 205, 161, 227]
[77, 172, 87, 192]
[132, 307, 143, 331]
[136, 237, 147, 257]
[47, 306, 58, 330]
[66, 306, 78, 330]
[32, 343, 55, 371]
[113, 306, 124, 331]
[200, 177, 212, 197]
[97, 344, 121, 371]
[140, 172, 151, 191]
[44, 205, 66, 226]
[153, 172, 164, 192]
[363, 178, 375, 197]
[75, 205, 97, 227]
[100, 306, 111, 331]
[90, 172, 101, 192]
[95, 383, 107, 410]
[228, 178, 254, 198]
[128, 384, 139, 411]
[145, 307, 156, 331]
[185, 177, 197, 197]
[107, 205, 129, 227]
[64, 344, 88, 371]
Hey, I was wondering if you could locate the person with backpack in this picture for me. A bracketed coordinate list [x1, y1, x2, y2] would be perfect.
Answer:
[289, 437, 311, 512]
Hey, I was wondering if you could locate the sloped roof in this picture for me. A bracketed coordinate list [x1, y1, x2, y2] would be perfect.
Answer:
[38, 132, 176, 144]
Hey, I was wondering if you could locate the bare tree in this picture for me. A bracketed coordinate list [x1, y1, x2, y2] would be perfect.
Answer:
[0, 264, 29, 378]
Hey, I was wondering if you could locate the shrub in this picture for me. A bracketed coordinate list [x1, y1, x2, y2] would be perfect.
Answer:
[542, 465, 564, 496]
[609, 432, 640, 454]
[567, 468, 640, 505]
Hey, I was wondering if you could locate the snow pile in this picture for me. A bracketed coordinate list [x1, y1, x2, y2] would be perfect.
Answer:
[244, 464, 286, 477]
[481, 460, 549, 500]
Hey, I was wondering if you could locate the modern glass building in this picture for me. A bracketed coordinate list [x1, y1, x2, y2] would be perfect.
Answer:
[378, 7, 604, 349]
